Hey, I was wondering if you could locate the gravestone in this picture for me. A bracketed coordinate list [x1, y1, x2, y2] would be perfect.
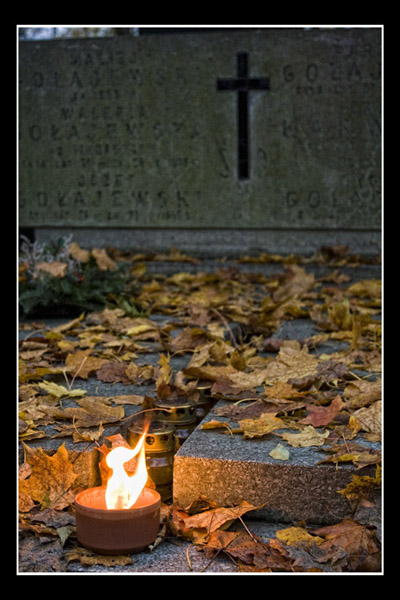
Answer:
[19, 28, 381, 255]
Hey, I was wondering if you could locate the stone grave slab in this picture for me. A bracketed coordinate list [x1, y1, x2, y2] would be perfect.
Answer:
[172, 401, 380, 525]
[19, 27, 381, 255]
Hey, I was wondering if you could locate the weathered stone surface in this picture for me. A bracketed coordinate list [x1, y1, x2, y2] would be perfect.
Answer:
[19, 28, 381, 244]
[173, 401, 379, 524]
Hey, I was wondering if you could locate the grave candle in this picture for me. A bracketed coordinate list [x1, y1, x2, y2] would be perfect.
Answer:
[75, 429, 161, 555]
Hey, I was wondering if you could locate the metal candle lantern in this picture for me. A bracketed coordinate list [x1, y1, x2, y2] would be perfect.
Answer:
[127, 420, 176, 502]
[153, 398, 197, 445]
[194, 387, 216, 423]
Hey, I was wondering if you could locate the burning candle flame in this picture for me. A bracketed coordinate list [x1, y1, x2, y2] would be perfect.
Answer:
[105, 430, 148, 510]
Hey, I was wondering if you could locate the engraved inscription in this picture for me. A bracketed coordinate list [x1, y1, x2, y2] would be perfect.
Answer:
[19, 30, 381, 230]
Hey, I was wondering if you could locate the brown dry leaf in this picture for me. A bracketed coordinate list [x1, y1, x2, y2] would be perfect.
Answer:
[327, 299, 353, 330]
[95, 362, 130, 384]
[300, 395, 344, 427]
[204, 529, 287, 571]
[65, 547, 133, 567]
[19, 393, 59, 422]
[318, 442, 381, 469]
[91, 247, 117, 271]
[65, 349, 109, 379]
[64, 397, 124, 428]
[68, 241, 90, 263]
[214, 399, 276, 421]
[124, 362, 155, 384]
[352, 400, 382, 436]
[278, 425, 330, 447]
[200, 420, 237, 435]
[111, 394, 145, 405]
[239, 412, 288, 439]
[313, 519, 380, 570]
[71, 422, 105, 443]
[35, 261, 68, 278]
[343, 379, 381, 410]
[264, 382, 309, 399]
[272, 265, 315, 303]
[184, 363, 238, 382]
[170, 500, 260, 542]
[170, 328, 212, 354]
[19, 443, 77, 512]
[19, 360, 68, 383]
[348, 279, 381, 301]
[156, 353, 173, 389]
[263, 341, 319, 385]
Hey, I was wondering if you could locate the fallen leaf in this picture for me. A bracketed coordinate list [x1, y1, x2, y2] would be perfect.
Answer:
[66, 397, 124, 428]
[276, 526, 324, 546]
[313, 519, 380, 571]
[269, 443, 290, 461]
[95, 361, 130, 384]
[200, 420, 237, 435]
[264, 382, 308, 399]
[272, 265, 315, 303]
[203, 529, 290, 571]
[318, 443, 381, 469]
[65, 350, 108, 379]
[170, 500, 260, 542]
[91, 247, 117, 271]
[110, 394, 145, 405]
[37, 381, 87, 399]
[31, 508, 75, 529]
[65, 546, 133, 566]
[348, 279, 381, 301]
[328, 298, 353, 330]
[263, 341, 319, 386]
[337, 465, 381, 501]
[352, 401, 382, 436]
[68, 241, 90, 263]
[35, 261, 68, 278]
[278, 425, 330, 447]
[343, 379, 381, 410]
[239, 413, 288, 439]
[19, 443, 77, 512]
[300, 395, 344, 427]
[156, 353, 173, 389]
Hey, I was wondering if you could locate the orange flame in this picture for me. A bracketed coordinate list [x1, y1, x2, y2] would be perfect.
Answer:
[105, 430, 148, 510]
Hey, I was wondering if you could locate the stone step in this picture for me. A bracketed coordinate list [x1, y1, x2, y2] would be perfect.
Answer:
[173, 400, 380, 525]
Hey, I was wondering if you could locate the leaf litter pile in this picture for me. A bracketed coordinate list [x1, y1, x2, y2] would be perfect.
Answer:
[18, 242, 382, 573]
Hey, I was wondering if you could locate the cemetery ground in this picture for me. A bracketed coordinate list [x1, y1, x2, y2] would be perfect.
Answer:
[18, 239, 382, 574]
